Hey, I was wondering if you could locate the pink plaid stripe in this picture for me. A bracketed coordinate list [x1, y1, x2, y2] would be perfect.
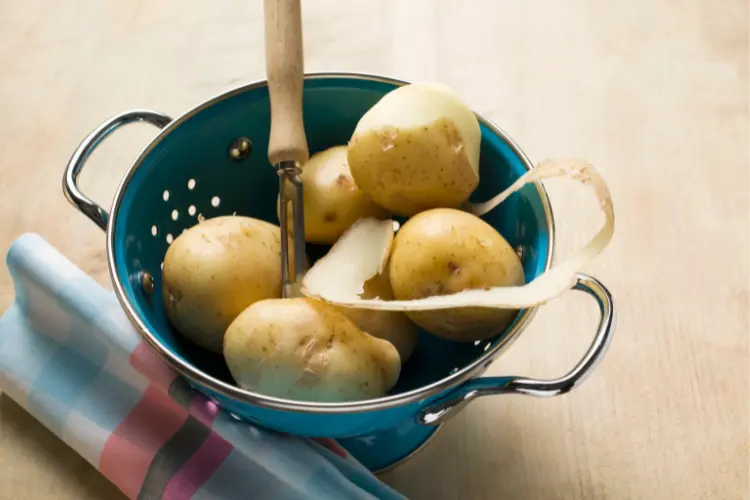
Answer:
[162, 431, 233, 500]
[98, 385, 190, 499]
[161, 396, 232, 499]
[130, 343, 178, 390]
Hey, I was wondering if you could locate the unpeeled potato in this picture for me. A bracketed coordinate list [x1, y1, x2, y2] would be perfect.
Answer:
[388, 208, 525, 341]
[347, 82, 481, 216]
[278, 145, 389, 244]
[223, 298, 401, 402]
[162, 215, 304, 353]
[338, 271, 418, 363]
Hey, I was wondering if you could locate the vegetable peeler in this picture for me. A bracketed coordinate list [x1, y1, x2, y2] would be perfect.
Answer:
[264, 0, 309, 298]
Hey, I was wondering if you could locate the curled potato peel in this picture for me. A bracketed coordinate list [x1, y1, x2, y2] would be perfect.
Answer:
[301, 158, 614, 312]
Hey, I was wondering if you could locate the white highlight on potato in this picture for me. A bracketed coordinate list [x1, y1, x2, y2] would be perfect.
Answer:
[302, 158, 614, 311]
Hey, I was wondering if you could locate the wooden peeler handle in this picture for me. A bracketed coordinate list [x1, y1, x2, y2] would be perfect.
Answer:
[264, 0, 309, 166]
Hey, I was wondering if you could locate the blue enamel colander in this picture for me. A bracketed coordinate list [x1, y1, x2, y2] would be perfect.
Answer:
[63, 73, 615, 472]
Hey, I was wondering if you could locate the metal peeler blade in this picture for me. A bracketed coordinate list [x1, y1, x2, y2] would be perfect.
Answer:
[276, 161, 307, 298]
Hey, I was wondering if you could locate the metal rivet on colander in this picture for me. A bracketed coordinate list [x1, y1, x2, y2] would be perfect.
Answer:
[228, 137, 252, 161]
[515, 245, 525, 261]
[141, 271, 154, 296]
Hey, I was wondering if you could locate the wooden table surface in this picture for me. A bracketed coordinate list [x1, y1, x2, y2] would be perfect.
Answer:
[0, 1, 747, 499]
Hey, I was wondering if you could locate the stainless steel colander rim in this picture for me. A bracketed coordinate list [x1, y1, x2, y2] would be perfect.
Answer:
[106, 72, 556, 415]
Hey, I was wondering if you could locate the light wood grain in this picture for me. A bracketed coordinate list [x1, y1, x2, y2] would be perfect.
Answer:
[264, 0, 309, 165]
[0, 1, 747, 499]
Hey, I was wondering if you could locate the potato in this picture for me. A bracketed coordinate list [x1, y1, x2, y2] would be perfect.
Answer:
[278, 145, 389, 244]
[347, 82, 481, 216]
[162, 215, 301, 353]
[338, 271, 418, 363]
[388, 208, 525, 341]
[223, 298, 401, 402]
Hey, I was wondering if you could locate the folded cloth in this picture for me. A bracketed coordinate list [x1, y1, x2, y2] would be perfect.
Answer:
[0, 234, 405, 500]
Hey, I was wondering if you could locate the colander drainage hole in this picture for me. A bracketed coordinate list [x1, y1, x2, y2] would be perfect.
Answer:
[211, 196, 221, 207]
[188, 178, 196, 190]
[166, 233, 173, 244]
[151, 225, 158, 236]
[163, 190, 170, 201]
[171, 209, 179, 221]
[188, 205, 196, 216]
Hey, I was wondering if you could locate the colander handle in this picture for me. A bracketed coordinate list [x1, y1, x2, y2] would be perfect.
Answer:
[418, 273, 615, 426]
[63, 110, 172, 230]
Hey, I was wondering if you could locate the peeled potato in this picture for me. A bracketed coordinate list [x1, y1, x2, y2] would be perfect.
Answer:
[223, 298, 401, 402]
[338, 271, 418, 363]
[162, 215, 303, 353]
[388, 208, 525, 341]
[278, 145, 389, 244]
[347, 82, 481, 216]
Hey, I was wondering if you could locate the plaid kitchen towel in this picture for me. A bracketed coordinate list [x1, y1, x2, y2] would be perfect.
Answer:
[0, 233, 405, 500]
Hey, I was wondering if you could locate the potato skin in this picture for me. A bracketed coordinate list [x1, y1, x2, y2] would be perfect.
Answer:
[338, 272, 418, 363]
[388, 208, 525, 342]
[347, 83, 481, 216]
[223, 298, 401, 402]
[279, 145, 389, 244]
[162, 216, 288, 353]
